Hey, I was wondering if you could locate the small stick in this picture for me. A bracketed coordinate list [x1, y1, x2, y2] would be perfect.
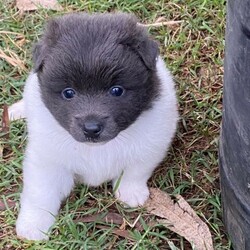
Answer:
[138, 20, 183, 28]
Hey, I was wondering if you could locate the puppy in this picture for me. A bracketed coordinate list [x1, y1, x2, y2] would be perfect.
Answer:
[10, 13, 178, 240]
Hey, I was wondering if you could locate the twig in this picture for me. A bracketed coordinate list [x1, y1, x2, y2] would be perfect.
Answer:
[138, 20, 183, 28]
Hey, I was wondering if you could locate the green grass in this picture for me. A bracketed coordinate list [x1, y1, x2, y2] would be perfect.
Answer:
[0, 0, 229, 249]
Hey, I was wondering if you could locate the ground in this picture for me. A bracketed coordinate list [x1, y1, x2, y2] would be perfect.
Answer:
[0, 0, 229, 249]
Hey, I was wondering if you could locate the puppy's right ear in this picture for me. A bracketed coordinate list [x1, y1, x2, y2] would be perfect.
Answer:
[33, 19, 60, 72]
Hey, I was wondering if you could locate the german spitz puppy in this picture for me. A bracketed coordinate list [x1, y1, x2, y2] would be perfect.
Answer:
[9, 13, 178, 240]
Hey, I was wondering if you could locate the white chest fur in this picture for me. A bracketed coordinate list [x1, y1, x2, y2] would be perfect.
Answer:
[15, 57, 178, 240]
[23, 57, 177, 186]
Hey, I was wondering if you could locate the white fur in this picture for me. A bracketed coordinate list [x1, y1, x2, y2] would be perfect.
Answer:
[8, 99, 25, 121]
[15, 57, 178, 240]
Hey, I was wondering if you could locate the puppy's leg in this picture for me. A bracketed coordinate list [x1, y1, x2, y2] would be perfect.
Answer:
[16, 151, 74, 240]
[8, 99, 26, 121]
[113, 167, 153, 207]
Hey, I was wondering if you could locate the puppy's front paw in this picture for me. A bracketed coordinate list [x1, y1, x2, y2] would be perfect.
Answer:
[115, 182, 149, 207]
[16, 223, 48, 241]
[8, 99, 25, 121]
[16, 212, 54, 240]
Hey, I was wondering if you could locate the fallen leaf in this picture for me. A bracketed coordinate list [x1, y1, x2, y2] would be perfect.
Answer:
[74, 211, 147, 231]
[145, 188, 214, 250]
[16, 0, 63, 11]
[96, 225, 134, 241]
[75, 213, 134, 240]
[74, 212, 124, 225]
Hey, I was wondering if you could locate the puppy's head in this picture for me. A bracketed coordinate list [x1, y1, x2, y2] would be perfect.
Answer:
[34, 13, 160, 143]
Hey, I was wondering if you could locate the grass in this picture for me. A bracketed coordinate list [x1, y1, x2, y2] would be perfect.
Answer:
[0, 0, 229, 249]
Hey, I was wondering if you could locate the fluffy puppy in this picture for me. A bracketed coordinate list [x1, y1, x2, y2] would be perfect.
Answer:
[10, 13, 178, 240]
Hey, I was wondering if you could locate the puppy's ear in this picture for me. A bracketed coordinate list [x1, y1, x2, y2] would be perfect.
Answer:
[33, 19, 60, 72]
[133, 37, 159, 70]
[121, 23, 159, 70]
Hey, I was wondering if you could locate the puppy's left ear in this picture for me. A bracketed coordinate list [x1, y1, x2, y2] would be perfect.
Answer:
[33, 19, 61, 72]
[133, 36, 159, 70]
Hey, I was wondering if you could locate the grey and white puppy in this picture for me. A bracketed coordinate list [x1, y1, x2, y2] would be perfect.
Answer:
[8, 13, 178, 240]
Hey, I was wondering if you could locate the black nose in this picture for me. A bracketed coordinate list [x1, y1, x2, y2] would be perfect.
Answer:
[83, 120, 103, 138]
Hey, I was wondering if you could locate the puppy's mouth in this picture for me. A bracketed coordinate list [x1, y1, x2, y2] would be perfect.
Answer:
[70, 133, 114, 145]
[85, 136, 104, 144]
[84, 140, 108, 146]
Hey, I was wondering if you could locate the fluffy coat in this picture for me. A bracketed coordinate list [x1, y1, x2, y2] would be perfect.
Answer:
[8, 13, 178, 240]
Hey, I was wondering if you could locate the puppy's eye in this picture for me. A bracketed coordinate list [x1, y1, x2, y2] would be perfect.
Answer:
[62, 88, 76, 100]
[109, 86, 124, 97]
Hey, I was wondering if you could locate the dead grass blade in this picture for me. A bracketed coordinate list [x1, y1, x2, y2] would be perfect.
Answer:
[0, 200, 16, 211]
[139, 20, 183, 28]
[0, 31, 24, 36]
[145, 188, 214, 250]
[0, 49, 26, 71]
[16, 0, 63, 11]
[1, 105, 10, 136]
[0, 144, 3, 159]
[0, 105, 10, 158]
